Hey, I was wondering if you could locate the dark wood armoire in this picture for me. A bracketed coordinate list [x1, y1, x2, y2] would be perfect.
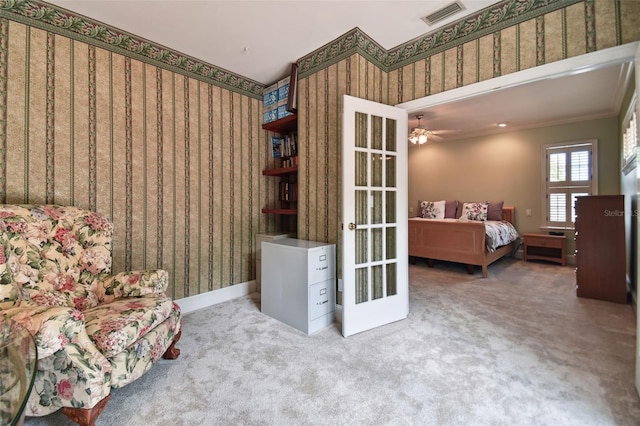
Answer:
[575, 195, 627, 303]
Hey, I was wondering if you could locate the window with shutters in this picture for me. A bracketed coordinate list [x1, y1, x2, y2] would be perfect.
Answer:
[543, 140, 597, 229]
[622, 94, 637, 175]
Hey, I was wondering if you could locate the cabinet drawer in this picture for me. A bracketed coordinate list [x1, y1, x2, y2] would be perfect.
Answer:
[525, 235, 563, 248]
[308, 252, 335, 284]
[309, 281, 334, 320]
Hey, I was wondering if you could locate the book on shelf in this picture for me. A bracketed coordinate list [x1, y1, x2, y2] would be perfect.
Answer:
[272, 136, 284, 158]
[279, 182, 298, 201]
[284, 134, 297, 157]
[271, 134, 297, 159]
[282, 156, 298, 168]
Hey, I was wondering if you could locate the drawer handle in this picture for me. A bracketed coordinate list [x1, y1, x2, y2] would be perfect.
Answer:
[317, 266, 328, 271]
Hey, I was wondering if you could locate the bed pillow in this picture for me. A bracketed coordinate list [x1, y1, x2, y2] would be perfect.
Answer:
[459, 202, 489, 221]
[419, 200, 446, 219]
[444, 200, 458, 218]
[487, 201, 504, 221]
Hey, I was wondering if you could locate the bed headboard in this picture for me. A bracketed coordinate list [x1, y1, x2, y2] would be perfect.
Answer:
[502, 206, 515, 225]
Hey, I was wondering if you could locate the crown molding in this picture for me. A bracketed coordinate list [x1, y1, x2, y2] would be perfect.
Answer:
[297, 27, 388, 79]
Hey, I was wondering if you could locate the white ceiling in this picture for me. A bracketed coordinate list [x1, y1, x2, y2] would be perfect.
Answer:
[407, 60, 634, 142]
[46, 1, 635, 141]
[48, 0, 498, 84]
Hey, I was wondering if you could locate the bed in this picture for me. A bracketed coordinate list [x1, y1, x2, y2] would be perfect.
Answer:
[408, 206, 519, 278]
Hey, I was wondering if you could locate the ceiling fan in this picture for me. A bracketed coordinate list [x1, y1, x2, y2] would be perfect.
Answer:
[408, 114, 456, 144]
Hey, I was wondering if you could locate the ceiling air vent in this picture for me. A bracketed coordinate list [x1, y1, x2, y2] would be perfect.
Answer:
[421, 1, 466, 26]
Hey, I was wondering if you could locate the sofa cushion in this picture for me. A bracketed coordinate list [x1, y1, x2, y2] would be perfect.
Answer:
[84, 294, 174, 358]
[0, 251, 20, 309]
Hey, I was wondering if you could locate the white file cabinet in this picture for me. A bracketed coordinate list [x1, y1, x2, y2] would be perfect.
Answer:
[255, 232, 293, 291]
[261, 238, 336, 334]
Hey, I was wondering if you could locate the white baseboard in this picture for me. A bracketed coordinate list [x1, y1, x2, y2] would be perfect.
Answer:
[176, 280, 257, 315]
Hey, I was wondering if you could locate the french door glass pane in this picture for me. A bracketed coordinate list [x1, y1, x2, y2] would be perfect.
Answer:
[372, 228, 383, 262]
[386, 191, 396, 223]
[355, 112, 368, 148]
[355, 190, 368, 225]
[386, 263, 397, 296]
[355, 267, 368, 304]
[386, 155, 396, 187]
[372, 265, 383, 300]
[386, 118, 396, 152]
[372, 191, 382, 224]
[355, 152, 368, 186]
[372, 153, 383, 187]
[386, 227, 396, 260]
[355, 229, 368, 265]
[372, 115, 383, 150]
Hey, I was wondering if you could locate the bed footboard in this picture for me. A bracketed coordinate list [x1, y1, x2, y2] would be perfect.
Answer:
[408, 218, 515, 278]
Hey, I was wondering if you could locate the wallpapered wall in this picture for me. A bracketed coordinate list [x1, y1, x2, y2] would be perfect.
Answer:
[1, 0, 639, 301]
[296, 0, 640, 260]
[0, 18, 281, 300]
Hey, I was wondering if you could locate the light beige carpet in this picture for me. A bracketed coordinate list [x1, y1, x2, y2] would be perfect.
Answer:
[25, 258, 640, 425]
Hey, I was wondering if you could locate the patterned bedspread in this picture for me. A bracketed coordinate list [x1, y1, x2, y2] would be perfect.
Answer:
[485, 220, 519, 252]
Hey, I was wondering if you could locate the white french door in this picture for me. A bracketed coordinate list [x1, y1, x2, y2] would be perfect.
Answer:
[341, 94, 408, 337]
[634, 42, 640, 397]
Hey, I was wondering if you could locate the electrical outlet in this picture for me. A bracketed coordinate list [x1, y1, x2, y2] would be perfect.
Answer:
[526, 209, 532, 216]
[409, 207, 414, 213]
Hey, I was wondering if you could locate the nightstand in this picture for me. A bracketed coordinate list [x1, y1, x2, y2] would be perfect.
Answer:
[523, 233, 566, 266]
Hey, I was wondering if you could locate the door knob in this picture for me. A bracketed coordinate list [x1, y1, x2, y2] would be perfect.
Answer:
[348, 222, 357, 230]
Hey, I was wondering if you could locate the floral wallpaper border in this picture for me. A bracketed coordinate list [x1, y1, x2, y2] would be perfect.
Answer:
[298, 0, 582, 79]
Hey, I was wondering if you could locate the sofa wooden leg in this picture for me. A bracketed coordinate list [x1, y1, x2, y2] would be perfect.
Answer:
[62, 394, 111, 426]
[162, 330, 182, 360]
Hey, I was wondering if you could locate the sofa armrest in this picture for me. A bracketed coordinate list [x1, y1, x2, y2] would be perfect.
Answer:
[4, 304, 113, 416]
[97, 269, 169, 303]
[3, 304, 87, 358]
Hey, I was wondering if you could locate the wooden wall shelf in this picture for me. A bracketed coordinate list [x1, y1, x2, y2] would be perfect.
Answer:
[262, 115, 297, 134]
[262, 166, 298, 176]
[262, 208, 298, 215]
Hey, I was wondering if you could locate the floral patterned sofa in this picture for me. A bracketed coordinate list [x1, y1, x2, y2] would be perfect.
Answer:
[0, 205, 182, 425]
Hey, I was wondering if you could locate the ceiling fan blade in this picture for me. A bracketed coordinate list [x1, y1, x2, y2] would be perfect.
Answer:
[430, 129, 459, 134]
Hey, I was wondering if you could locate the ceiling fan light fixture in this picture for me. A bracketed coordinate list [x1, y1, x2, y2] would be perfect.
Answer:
[409, 114, 429, 145]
